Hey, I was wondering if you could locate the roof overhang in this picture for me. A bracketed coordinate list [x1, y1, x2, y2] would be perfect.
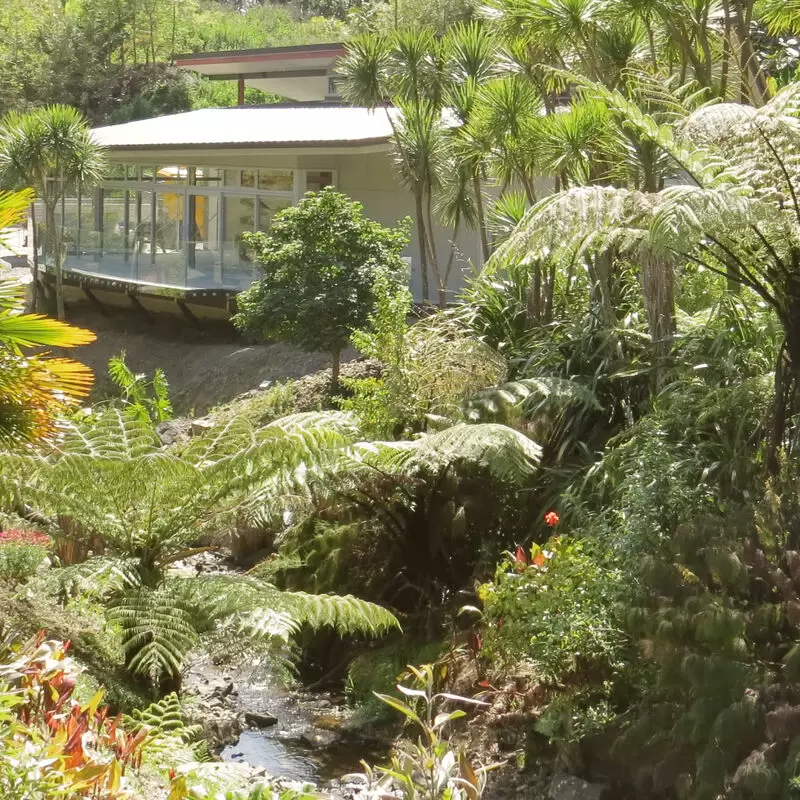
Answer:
[175, 43, 346, 101]
[92, 107, 397, 154]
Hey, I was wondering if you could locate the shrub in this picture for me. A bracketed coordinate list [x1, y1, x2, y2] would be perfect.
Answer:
[0, 634, 148, 799]
[478, 534, 628, 684]
[233, 188, 410, 390]
[0, 529, 50, 584]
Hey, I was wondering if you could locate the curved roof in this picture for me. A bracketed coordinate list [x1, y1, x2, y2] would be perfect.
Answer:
[93, 106, 397, 150]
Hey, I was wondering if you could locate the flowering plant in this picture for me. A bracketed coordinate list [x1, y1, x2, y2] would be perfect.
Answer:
[0, 529, 51, 583]
[478, 536, 626, 682]
[0, 529, 51, 547]
[0, 634, 148, 798]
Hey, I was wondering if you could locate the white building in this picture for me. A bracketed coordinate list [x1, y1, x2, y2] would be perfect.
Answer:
[47, 44, 484, 317]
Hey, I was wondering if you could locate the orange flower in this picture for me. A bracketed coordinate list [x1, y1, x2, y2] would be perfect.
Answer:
[544, 511, 560, 527]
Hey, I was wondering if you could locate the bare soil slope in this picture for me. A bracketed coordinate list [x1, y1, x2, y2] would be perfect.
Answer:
[53, 303, 353, 416]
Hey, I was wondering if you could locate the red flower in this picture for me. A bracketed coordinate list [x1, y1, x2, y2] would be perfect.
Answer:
[544, 511, 560, 527]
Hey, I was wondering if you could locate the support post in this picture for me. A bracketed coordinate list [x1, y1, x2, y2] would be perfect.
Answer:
[127, 292, 152, 324]
[83, 286, 109, 317]
[176, 299, 200, 328]
[237, 75, 245, 107]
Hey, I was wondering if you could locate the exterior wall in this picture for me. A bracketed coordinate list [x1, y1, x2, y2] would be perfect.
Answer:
[332, 151, 484, 302]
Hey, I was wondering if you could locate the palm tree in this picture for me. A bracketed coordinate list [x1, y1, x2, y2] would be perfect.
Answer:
[0, 106, 107, 319]
[339, 32, 450, 305]
[0, 189, 95, 445]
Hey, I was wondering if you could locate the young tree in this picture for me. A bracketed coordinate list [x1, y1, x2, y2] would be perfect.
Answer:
[0, 105, 107, 319]
[233, 188, 411, 390]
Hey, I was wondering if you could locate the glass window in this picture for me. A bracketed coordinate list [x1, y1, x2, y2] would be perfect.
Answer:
[306, 170, 334, 192]
[141, 166, 155, 182]
[258, 169, 293, 192]
[105, 164, 127, 181]
[257, 197, 291, 232]
[195, 168, 223, 186]
[241, 170, 256, 188]
[156, 165, 188, 184]
[224, 170, 239, 187]
[103, 190, 128, 249]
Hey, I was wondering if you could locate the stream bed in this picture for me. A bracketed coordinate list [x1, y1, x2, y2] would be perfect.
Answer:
[177, 553, 394, 789]
[185, 656, 393, 788]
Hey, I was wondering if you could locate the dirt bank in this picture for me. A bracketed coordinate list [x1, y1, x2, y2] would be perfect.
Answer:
[53, 302, 355, 416]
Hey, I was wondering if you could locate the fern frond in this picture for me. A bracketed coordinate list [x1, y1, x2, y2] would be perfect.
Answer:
[125, 692, 204, 744]
[58, 409, 159, 458]
[109, 586, 198, 685]
[183, 574, 400, 643]
[466, 376, 601, 421]
[492, 185, 651, 271]
[45, 556, 142, 598]
[412, 423, 542, 482]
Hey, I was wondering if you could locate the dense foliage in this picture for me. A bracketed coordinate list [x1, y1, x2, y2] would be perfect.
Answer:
[8, 1, 800, 798]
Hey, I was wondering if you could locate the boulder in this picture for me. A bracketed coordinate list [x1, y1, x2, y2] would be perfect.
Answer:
[548, 774, 608, 800]
[155, 418, 192, 446]
[299, 729, 338, 748]
[244, 711, 279, 729]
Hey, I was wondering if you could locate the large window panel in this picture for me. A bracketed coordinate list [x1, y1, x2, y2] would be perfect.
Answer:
[187, 193, 221, 288]
[257, 197, 291, 232]
[222, 195, 256, 289]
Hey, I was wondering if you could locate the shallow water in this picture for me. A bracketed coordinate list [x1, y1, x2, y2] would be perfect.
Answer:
[219, 667, 389, 785]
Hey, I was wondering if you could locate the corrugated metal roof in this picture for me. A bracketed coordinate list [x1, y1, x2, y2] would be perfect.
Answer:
[92, 106, 398, 150]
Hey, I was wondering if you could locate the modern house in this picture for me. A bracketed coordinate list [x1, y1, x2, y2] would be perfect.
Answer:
[45, 43, 484, 318]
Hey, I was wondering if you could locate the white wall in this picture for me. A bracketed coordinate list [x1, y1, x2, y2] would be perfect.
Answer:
[331, 151, 484, 302]
[108, 147, 487, 303]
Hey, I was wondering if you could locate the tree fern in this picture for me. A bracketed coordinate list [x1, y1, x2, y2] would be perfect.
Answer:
[109, 586, 199, 686]
[10, 409, 397, 688]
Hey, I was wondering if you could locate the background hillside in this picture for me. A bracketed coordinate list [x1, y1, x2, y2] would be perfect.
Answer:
[0, 0, 478, 124]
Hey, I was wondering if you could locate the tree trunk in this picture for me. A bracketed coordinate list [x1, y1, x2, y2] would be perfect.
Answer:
[473, 175, 490, 263]
[29, 203, 40, 313]
[414, 189, 430, 304]
[441, 222, 460, 310]
[767, 342, 789, 475]
[330, 349, 341, 394]
[46, 202, 65, 320]
[424, 190, 444, 307]
[730, 0, 770, 105]
[641, 252, 677, 389]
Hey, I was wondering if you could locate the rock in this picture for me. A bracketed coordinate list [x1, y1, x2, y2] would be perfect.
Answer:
[548, 774, 608, 800]
[244, 711, 279, 729]
[213, 682, 235, 698]
[155, 419, 193, 446]
[191, 417, 216, 436]
[314, 713, 343, 731]
[201, 712, 243, 749]
[299, 730, 338, 748]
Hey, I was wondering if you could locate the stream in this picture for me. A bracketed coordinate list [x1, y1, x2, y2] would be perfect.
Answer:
[219, 669, 389, 785]
[177, 553, 394, 789]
